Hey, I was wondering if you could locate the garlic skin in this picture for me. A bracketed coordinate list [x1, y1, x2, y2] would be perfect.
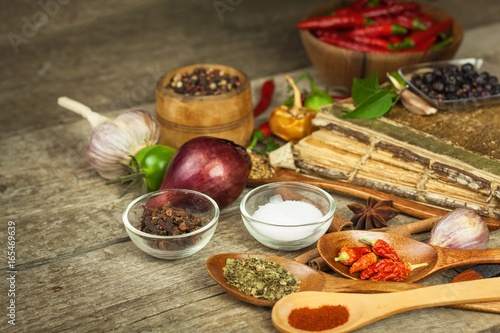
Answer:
[399, 89, 438, 115]
[87, 110, 161, 179]
[387, 73, 437, 115]
[429, 208, 489, 249]
[58, 97, 161, 179]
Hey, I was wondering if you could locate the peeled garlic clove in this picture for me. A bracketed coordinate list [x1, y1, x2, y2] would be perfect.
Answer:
[429, 208, 489, 249]
[58, 97, 161, 179]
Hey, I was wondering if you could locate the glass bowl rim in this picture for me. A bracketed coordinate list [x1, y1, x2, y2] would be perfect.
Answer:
[240, 181, 336, 227]
[122, 189, 220, 240]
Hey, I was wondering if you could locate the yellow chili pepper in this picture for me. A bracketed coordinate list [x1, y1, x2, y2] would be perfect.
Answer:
[269, 75, 316, 142]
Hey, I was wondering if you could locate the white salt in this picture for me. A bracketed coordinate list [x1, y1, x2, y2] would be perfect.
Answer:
[251, 200, 325, 242]
[253, 199, 323, 225]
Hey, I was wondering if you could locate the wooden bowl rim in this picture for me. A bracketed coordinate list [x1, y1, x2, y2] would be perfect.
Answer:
[156, 63, 250, 101]
[300, 1, 464, 56]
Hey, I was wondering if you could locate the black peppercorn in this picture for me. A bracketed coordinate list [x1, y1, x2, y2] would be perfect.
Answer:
[410, 62, 500, 103]
[168, 67, 241, 96]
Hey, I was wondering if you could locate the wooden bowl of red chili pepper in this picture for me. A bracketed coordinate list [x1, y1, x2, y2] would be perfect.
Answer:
[298, 1, 463, 92]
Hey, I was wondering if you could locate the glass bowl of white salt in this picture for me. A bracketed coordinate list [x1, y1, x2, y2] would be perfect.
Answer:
[240, 182, 335, 251]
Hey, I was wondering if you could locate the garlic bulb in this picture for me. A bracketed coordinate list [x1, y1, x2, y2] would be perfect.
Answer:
[387, 73, 437, 115]
[58, 97, 161, 179]
[429, 208, 489, 249]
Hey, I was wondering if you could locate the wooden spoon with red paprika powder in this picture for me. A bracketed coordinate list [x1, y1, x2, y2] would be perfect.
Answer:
[272, 278, 500, 333]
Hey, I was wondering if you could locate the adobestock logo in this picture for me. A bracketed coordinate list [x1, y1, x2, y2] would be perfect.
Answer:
[213, 0, 244, 22]
[6, 0, 70, 54]
[110, 63, 164, 111]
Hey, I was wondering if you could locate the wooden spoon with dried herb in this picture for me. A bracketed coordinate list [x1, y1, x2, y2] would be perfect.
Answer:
[206, 253, 424, 307]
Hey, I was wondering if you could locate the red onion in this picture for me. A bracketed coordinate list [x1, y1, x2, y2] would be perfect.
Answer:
[429, 208, 489, 249]
[149, 137, 252, 209]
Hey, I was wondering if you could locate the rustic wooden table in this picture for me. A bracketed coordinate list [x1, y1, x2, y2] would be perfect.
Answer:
[2, 1, 500, 332]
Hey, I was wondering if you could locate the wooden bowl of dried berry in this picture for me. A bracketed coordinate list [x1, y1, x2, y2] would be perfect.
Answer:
[155, 64, 254, 149]
[122, 189, 220, 260]
[298, 1, 463, 92]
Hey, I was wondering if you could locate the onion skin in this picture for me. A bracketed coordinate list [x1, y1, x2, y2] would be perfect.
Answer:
[429, 208, 489, 249]
[150, 137, 252, 209]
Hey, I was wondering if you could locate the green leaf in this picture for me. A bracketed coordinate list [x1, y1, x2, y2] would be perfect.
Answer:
[342, 90, 393, 119]
[352, 72, 380, 105]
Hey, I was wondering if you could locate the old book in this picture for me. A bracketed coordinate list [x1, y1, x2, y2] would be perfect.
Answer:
[293, 105, 500, 219]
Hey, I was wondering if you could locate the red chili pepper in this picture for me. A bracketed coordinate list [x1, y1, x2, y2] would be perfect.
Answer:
[405, 36, 436, 52]
[370, 260, 410, 281]
[319, 35, 390, 53]
[373, 14, 426, 31]
[349, 252, 378, 273]
[350, 0, 371, 10]
[296, 14, 367, 30]
[360, 258, 390, 280]
[335, 246, 372, 266]
[360, 259, 428, 281]
[380, 0, 398, 5]
[393, 14, 427, 31]
[362, 238, 400, 261]
[347, 34, 391, 50]
[257, 122, 271, 138]
[394, 18, 453, 49]
[349, 23, 407, 37]
[312, 29, 342, 39]
[253, 80, 274, 117]
[247, 122, 271, 151]
[334, 7, 358, 17]
[387, 35, 402, 45]
[360, 2, 420, 18]
[405, 11, 435, 27]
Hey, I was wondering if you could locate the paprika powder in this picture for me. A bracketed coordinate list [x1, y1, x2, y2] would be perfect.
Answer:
[288, 305, 349, 331]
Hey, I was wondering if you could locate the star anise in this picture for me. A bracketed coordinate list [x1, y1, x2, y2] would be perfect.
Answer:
[347, 197, 400, 230]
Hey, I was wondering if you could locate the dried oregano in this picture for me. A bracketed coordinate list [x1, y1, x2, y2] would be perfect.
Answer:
[223, 257, 300, 300]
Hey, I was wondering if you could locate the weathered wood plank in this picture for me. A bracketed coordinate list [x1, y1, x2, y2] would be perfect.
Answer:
[2, 1, 500, 332]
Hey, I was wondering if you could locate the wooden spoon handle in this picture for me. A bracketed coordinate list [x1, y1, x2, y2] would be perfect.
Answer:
[322, 274, 422, 293]
[382, 277, 500, 312]
[434, 247, 500, 274]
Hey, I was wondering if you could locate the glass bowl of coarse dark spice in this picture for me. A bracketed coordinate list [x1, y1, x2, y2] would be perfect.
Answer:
[122, 189, 220, 259]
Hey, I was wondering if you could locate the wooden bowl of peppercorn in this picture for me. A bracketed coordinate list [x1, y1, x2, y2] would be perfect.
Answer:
[156, 64, 254, 149]
[299, 1, 463, 92]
